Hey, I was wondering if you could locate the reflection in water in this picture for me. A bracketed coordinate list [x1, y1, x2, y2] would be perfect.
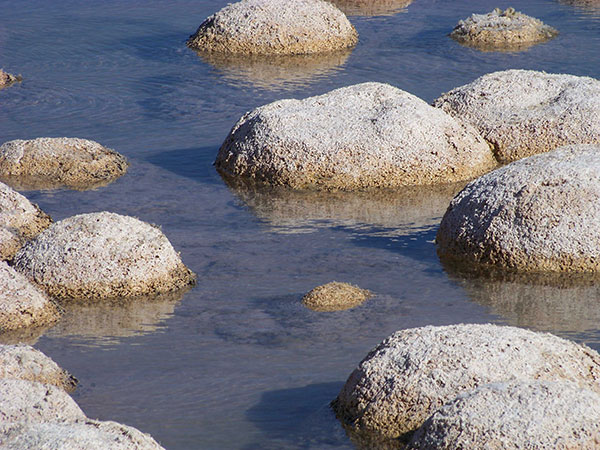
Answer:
[330, 0, 412, 16]
[224, 177, 464, 236]
[0, 174, 118, 192]
[560, 0, 600, 14]
[0, 324, 54, 346]
[195, 50, 352, 91]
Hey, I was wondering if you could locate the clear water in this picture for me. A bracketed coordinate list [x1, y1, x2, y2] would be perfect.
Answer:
[1, 0, 600, 448]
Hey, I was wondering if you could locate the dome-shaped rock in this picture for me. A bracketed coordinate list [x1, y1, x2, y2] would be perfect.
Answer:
[0, 69, 20, 89]
[0, 137, 129, 190]
[450, 8, 557, 51]
[13, 212, 196, 300]
[408, 381, 600, 449]
[437, 145, 600, 274]
[216, 83, 496, 190]
[186, 0, 358, 55]
[332, 323, 600, 438]
[433, 70, 600, 163]
[302, 281, 372, 312]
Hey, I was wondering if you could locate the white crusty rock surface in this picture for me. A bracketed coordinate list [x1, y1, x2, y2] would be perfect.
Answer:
[216, 83, 496, 190]
[187, 0, 358, 55]
[450, 8, 557, 51]
[433, 70, 600, 163]
[0, 182, 51, 261]
[332, 323, 600, 438]
[0, 262, 59, 332]
[302, 281, 372, 312]
[408, 381, 600, 449]
[0, 137, 129, 190]
[13, 212, 196, 300]
[437, 145, 600, 274]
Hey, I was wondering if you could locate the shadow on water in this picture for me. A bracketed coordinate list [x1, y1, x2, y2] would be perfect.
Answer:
[145, 146, 222, 185]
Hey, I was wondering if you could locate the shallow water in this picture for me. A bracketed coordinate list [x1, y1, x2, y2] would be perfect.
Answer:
[1, 0, 600, 448]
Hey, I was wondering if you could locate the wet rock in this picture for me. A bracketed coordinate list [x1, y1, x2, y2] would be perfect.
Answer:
[450, 8, 557, 51]
[0, 345, 77, 391]
[329, 0, 412, 17]
[0, 69, 20, 89]
[0, 261, 60, 332]
[216, 82, 496, 190]
[0, 137, 129, 191]
[0, 182, 51, 261]
[13, 212, 196, 300]
[302, 282, 372, 312]
[186, 0, 358, 55]
[437, 145, 600, 274]
[332, 323, 600, 439]
[408, 381, 600, 449]
[433, 70, 600, 163]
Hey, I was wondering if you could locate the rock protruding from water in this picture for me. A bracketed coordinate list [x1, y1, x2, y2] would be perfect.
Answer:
[216, 83, 496, 190]
[187, 0, 358, 55]
[408, 381, 600, 449]
[433, 70, 600, 163]
[0, 69, 20, 88]
[0, 137, 129, 191]
[302, 282, 372, 312]
[14, 212, 196, 300]
[0, 182, 51, 261]
[332, 324, 600, 438]
[437, 145, 600, 275]
[450, 8, 558, 51]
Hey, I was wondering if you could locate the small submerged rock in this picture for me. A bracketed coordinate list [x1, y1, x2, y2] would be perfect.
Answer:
[408, 381, 600, 449]
[0, 69, 21, 89]
[187, 0, 358, 55]
[216, 82, 496, 190]
[450, 8, 558, 51]
[433, 69, 600, 163]
[0, 137, 129, 191]
[13, 212, 196, 300]
[302, 282, 372, 312]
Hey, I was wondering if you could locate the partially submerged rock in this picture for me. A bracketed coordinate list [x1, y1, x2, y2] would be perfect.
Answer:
[216, 82, 496, 190]
[187, 0, 358, 55]
[0, 182, 51, 261]
[433, 70, 600, 163]
[408, 381, 600, 449]
[450, 8, 557, 51]
[0, 69, 21, 89]
[332, 323, 600, 439]
[13, 212, 196, 300]
[0, 138, 129, 191]
[437, 145, 600, 275]
[329, 0, 412, 17]
[302, 282, 372, 312]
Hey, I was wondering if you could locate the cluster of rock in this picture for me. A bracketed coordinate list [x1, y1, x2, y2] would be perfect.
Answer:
[0, 69, 20, 89]
[302, 281, 372, 312]
[333, 323, 600, 447]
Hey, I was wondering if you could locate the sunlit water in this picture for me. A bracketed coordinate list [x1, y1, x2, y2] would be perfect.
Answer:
[1, 0, 600, 448]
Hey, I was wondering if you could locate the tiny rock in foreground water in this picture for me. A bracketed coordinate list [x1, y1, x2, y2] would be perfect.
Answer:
[0, 69, 21, 88]
[302, 281, 372, 312]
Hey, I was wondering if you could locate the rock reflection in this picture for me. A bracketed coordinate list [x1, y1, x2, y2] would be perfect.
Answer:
[195, 50, 352, 91]
[330, 0, 412, 16]
[0, 174, 119, 192]
[0, 324, 54, 346]
[559, 0, 600, 15]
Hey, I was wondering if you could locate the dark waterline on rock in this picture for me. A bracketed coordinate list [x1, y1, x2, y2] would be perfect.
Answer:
[1, 0, 600, 448]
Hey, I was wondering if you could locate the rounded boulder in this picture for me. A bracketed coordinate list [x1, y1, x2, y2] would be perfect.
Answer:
[302, 281, 372, 312]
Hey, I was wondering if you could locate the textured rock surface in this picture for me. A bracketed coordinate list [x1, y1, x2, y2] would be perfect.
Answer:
[433, 70, 600, 163]
[187, 0, 358, 55]
[14, 212, 196, 300]
[332, 323, 600, 438]
[0, 137, 129, 190]
[216, 82, 496, 190]
[0, 69, 20, 88]
[409, 381, 600, 449]
[302, 282, 372, 312]
[0, 262, 60, 332]
[450, 8, 557, 51]
[0, 345, 77, 391]
[437, 145, 600, 274]
[0, 182, 51, 261]
[330, 0, 412, 17]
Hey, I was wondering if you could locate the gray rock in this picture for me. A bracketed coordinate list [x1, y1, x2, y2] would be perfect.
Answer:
[302, 281, 372, 312]
[216, 82, 496, 190]
[0, 69, 20, 89]
[13, 212, 196, 300]
[433, 70, 600, 163]
[332, 324, 600, 438]
[187, 0, 358, 55]
[436, 145, 600, 274]
[409, 381, 600, 449]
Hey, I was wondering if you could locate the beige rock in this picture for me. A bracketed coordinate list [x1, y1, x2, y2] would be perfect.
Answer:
[437, 145, 600, 274]
[408, 381, 600, 449]
[13, 212, 196, 300]
[329, 0, 412, 17]
[186, 0, 358, 55]
[216, 82, 496, 190]
[433, 70, 600, 163]
[302, 282, 372, 312]
[0, 137, 129, 191]
[332, 324, 600, 438]
[450, 8, 557, 51]
[0, 69, 20, 89]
